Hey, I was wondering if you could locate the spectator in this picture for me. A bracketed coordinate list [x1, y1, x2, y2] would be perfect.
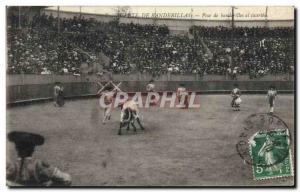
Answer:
[7, 14, 294, 78]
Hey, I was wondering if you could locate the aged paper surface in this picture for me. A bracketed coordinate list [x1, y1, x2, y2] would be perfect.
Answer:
[6, 6, 295, 187]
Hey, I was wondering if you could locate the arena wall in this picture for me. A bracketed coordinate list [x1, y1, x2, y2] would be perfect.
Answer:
[7, 74, 294, 104]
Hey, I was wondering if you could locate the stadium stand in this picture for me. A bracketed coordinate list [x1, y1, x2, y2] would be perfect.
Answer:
[7, 13, 294, 78]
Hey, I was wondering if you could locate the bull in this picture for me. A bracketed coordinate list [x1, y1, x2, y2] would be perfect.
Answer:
[119, 100, 144, 135]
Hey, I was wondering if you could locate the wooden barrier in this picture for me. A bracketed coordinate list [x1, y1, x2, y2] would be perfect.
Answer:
[7, 80, 294, 105]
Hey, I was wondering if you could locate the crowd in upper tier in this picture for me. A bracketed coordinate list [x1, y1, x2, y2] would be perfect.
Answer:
[7, 13, 294, 78]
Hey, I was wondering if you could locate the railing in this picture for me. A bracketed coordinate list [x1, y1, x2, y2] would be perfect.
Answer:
[6, 74, 294, 106]
[7, 73, 294, 86]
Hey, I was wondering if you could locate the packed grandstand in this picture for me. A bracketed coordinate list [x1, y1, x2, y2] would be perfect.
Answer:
[7, 12, 294, 78]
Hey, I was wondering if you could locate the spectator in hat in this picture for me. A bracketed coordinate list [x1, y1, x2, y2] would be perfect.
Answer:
[6, 131, 71, 186]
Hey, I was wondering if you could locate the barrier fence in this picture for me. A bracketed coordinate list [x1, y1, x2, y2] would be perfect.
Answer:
[7, 74, 294, 105]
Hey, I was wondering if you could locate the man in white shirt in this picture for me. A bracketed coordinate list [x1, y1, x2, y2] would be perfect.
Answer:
[231, 84, 241, 111]
[267, 86, 277, 114]
[177, 83, 189, 108]
[99, 85, 116, 124]
[146, 79, 155, 92]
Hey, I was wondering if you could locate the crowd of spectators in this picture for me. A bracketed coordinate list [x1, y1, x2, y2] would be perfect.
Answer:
[7, 28, 84, 74]
[190, 25, 294, 39]
[7, 13, 294, 78]
[190, 26, 294, 77]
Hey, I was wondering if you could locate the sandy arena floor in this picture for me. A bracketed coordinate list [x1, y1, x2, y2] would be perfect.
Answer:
[6, 94, 295, 186]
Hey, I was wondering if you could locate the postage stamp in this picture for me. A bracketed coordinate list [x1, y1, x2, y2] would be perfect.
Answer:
[249, 129, 293, 180]
[236, 113, 292, 165]
[236, 113, 294, 180]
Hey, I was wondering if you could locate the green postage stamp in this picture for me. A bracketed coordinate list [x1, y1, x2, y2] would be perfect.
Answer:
[249, 129, 293, 180]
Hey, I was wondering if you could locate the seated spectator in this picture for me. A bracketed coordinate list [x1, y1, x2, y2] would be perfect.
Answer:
[7, 14, 294, 78]
[41, 68, 52, 75]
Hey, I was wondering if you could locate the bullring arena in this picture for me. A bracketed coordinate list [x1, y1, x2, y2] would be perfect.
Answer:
[6, 6, 295, 187]
[6, 75, 295, 186]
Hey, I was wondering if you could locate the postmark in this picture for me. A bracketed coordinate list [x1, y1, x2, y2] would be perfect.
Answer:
[236, 113, 293, 180]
